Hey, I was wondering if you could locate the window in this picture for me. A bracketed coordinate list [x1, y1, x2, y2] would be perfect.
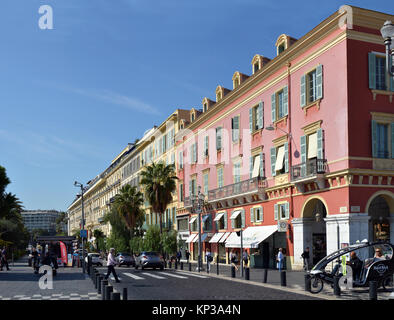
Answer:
[179, 183, 184, 202]
[177, 218, 188, 231]
[300, 65, 323, 107]
[216, 127, 222, 150]
[250, 206, 263, 223]
[203, 135, 209, 157]
[233, 162, 241, 184]
[203, 103, 208, 112]
[253, 63, 259, 74]
[214, 212, 227, 230]
[368, 53, 394, 91]
[217, 167, 224, 188]
[249, 102, 263, 133]
[190, 143, 197, 163]
[270, 143, 289, 176]
[271, 87, 288, 122]
[189, 178, 197, 197]
[191, 113, 195, 122]
[372, 120, 394, 159]
[278, 43, 285, 54]
[249, 153, 265, 178]
[231, 115, 240, 142]
[274, 202, 289, 220]
[178, 151, 184, 169]
[230, 209, 245, 229]
[189, 216, 198, 232]
[203, 172, 209, 195]
[202, 214, 212, 232]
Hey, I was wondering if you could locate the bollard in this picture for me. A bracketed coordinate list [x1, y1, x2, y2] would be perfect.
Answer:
[263, 269, 268, 283]
[188, 263, 191, 272]
[245, 267, 250, 280]
[216, 257, 219, 276]
[169, 261, 172, 269]
[333, 275, 341, 296]
[97, 276, 104, 293]
[280, 271, 287, 286]
[123, 287, 128, 300]
[231, 266, 236, 278]
[101, 280, 108, 300]
[175, 260, 178, 270]
[369, 281, 378, 300]
[111, 292, 120, 300]
[304, 274, 311, 292]
[180, 262, 183, 270]
[105, 285, 113, 301]
[94, 273, 99, 289]
[207, 261, 209, 274]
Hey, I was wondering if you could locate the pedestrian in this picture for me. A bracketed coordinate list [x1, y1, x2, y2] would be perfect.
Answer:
[104, 248, 120, 283]
[276, 248, 284, 272]
[176, 250, 182, 264]
[185, 250, 190, 263]
[205, 249, 213, 271]
[0, 246, 10, 271]
[301, 247, 310, 271]
[230, 250, 238, 271]
[242, 250, 249, 269]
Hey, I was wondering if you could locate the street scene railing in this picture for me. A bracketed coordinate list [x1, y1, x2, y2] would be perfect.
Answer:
[291, 158, 327, 181]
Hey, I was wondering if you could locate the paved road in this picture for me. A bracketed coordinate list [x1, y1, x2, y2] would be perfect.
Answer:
[96, 266, 323, 300]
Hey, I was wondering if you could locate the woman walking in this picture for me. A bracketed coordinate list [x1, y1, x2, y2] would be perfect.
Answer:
[105, 248, 120, 283]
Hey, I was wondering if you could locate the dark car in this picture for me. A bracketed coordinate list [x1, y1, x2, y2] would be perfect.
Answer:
[135, 251, 164, 270]
[115, 252, 135, 267]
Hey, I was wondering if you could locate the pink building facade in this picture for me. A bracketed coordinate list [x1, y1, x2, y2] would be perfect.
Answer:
[176, 6, 394, 270]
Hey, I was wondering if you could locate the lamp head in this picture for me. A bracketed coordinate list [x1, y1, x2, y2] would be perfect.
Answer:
[381, 20, 394, 40]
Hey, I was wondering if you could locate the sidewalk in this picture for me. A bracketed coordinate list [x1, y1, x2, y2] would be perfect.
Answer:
[176, 261, 394, 300]
[0, 256, 101, 300]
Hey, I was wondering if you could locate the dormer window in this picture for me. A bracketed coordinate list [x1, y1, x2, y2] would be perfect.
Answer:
[203, 103, 208, 112]
[215, 86, 230, 102]
[232, 71, 248, 89]
[253, 63, 259, 74]
[191, 113, 195, 122]
[216, 90, 222, 102]
[251, 54, 271, 75]
[275, 34, 297, 56]
[278, 43, 285, 54]
[202, 97, 214, 113]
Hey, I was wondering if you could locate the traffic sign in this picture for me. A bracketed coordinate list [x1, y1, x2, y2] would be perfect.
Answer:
[80, 229, 88, 238]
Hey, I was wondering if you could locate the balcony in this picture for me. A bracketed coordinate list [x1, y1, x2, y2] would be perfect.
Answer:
[291, 158, 328, 192]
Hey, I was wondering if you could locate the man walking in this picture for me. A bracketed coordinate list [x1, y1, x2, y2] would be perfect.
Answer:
[276, 248, 284, 272]
[205, 249, 212, 272]
[301, 247, 310, 271]
[104, 248, 120, 283]
[0, 246, 10, 271]
[185, 250, 190, 263]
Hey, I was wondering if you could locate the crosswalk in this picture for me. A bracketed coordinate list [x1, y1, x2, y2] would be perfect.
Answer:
[108, 270, 209, 282]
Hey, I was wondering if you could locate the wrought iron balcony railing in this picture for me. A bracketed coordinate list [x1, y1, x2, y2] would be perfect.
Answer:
[291, 158, 327, 181]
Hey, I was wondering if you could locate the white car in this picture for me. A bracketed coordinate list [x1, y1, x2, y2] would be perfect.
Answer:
[85, 253, 104, 266]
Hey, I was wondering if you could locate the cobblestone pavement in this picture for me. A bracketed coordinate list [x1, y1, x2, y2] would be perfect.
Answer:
[0, 257, 101, 300]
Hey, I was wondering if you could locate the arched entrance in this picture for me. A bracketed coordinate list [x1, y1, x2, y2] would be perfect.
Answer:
[302, 198, 328, 265]
[367, 194, 393, 242]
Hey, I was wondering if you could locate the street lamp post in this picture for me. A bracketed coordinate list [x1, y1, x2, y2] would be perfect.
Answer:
[192, 186, 205, 272]
[380, 21, 394, 77]
[74, 181, 86, 274]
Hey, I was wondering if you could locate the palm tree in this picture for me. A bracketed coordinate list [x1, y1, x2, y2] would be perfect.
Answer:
[140, 161, 177, 235]
[113, 184, 145, 239]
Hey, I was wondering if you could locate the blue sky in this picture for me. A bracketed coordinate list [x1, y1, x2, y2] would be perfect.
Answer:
[1, 0, 393, 211]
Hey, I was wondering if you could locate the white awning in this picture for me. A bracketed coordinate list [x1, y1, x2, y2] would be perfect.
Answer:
[242, 225, 278, 248]
[218, 232, 231, 243]
[308, 132, 317, 159]
[192, 233, 208, 242]
[230, 210, 242, 220]
[225, 226, 277, 248]
[275, 145, 285, 171]
[214, 212, 225, 222]
[189, 216, 197, 224]
[209, 233, 225, 243]
[252, 155, 260, 178]
[186, 234, 197, 243]
[225, 232, 240, 248]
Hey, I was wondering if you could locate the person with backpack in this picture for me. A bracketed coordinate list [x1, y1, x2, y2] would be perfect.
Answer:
[230, 250, 238, 272]
[185, 250, 191, 263]
[242, 250, 249, 269]
[205, 249, 213, 272]
[301, 247, 310, 271]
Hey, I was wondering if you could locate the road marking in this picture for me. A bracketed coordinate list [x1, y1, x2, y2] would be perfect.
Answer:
[110, 276, 122, 281]
[160, 272, 188, 279]
[123, 272, 144, 280]
[141, 272, 166, 279]
[176, 271, 208, 279]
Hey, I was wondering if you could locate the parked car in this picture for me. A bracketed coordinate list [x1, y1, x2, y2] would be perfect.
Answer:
[135, 251, 164, 270]
[115, 252, 135, 267]
[85, 253, 104, 266]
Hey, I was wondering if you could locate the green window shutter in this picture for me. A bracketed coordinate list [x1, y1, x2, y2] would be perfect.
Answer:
[204, 136, 208, 157]
[249, 156, 253, 179]
[258, 102, 263, 129]
[216, 127, 222, 150]
[271, 93, 276, 122]
[189, 181, 192, 197]
[300, 74, 306, 107]
[300, 135, 307, 176]
[284, 142, 289, 173]
[249, 108, 253, 132]
[274, 204, 278, 221]
[241, 210, 245, 228]
[285, 202, 290, 219]
[368, 52, 377, 89]
[371, 120, 377, 158]
[317, 128, 324, 159]
[391, 123, 394, 158]
[250, 208, 254, 223]
[270, 147, 276, 177]
[259, 152, 264, 177]
[224, 213, 227, 230]
[283, 86, 288, 116]
[316, 64, 323, 99]
[261, 207, 264, 222]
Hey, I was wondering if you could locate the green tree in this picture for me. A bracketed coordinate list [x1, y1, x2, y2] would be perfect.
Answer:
[162, 229, 178, 257]
[140, 162, 177, 235]
[93, 229, 105, 252]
